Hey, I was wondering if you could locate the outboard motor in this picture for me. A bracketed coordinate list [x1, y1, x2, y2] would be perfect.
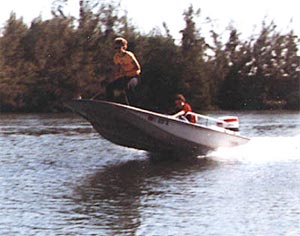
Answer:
[217, 116, 239, 132]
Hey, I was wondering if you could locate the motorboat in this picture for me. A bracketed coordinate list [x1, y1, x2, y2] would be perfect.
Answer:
[66, 99, 250, 155]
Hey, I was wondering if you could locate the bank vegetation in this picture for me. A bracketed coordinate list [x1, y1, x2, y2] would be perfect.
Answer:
[0, 1, 299, 112]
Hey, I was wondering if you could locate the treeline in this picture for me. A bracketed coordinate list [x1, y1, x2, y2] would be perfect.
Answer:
[0, 1, 299, 112]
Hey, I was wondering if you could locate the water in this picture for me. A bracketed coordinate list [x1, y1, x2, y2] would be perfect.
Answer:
[0, 111, 300, 236]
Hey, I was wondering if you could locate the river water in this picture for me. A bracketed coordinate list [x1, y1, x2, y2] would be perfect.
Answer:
[0, 111, 300, 236]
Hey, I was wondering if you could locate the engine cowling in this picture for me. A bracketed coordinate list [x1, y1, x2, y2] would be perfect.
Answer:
[217, 116, 239, 132]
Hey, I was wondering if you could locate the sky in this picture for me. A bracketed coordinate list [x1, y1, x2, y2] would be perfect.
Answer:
[0, 0, 299, 41]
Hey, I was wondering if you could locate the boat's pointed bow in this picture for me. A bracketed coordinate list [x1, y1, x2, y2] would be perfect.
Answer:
[64, 99, 83, 113]
[64, 99, 125, 121]
[64, 99, 102, 119]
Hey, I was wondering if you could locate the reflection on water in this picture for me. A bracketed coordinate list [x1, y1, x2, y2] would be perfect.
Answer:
[71, 155, 215, 235]
[0, 112, 300, 235]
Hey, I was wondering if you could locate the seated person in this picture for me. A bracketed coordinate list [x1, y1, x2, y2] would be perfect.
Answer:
[173, 94, 197, 123]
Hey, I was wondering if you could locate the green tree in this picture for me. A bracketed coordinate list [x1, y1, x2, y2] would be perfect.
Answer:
[137, 35, 184, 111]
[180, 5, 210, 110]
[271, 31, 299, 109]
[23, 16, 76, 111]
[217, 28, 252, 109]
[0, 13, 33, 111]
[206, 30, 227, 106]
[242, 22, 299, 109]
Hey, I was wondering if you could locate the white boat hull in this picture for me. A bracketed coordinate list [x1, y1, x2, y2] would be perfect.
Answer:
[66, 99, 249, 155]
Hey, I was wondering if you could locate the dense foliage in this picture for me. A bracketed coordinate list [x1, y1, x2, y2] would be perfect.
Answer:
[0, 1, 299, 112]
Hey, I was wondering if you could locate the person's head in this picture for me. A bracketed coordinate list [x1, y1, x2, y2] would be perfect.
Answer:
[174, 94, 186, 109]
[114, 37, 127, 51]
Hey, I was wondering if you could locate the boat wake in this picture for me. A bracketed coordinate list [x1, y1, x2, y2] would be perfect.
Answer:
[209, 135, 300, 163]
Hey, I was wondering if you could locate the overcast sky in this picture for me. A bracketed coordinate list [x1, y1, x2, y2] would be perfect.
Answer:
[0, 0, 299, 40]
